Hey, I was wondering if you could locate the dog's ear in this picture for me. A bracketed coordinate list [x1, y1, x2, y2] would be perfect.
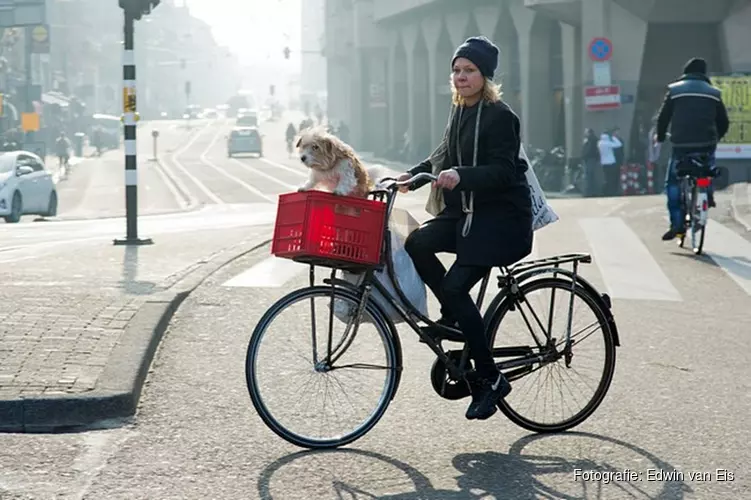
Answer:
[295, 136, 302, 148]
[320, 137, 336, 160]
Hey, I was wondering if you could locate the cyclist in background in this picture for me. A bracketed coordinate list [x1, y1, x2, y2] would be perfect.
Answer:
[55, 131, 72, 171]
[654, 57, 729, 241]
[285, 122, 296, 157]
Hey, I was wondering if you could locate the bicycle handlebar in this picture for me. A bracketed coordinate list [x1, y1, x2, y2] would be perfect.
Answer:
[375, 172, 437, 191]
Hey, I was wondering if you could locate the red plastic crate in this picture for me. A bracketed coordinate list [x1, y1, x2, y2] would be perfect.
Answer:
[271, 191, 387, 268]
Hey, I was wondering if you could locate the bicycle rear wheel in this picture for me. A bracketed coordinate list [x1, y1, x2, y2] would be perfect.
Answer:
[678, 180, 690, 248]
[486, 277, 616, 433]
[690, 184, 707, 255]
[245, 285, 400, 449]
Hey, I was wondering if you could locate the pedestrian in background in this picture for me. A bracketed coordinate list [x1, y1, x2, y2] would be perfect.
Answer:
[581, 128, 600, 197]
[598, 127, 623, 196]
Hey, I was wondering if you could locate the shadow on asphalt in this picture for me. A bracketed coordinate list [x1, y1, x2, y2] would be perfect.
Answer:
[118, 245, 157, 295]
[256, 432, 691, 499]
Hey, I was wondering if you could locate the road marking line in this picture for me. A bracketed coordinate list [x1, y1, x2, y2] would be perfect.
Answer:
[230, 158, 298, 190]
[703, 220, 751, 296]
[258, 157, 308, 178]
[168, 119, 225, 204]
[200, 126, 275, 203]
[222, 256, 307, 288]
[580, 217, 681, 301]
[151, 159, 189, 210]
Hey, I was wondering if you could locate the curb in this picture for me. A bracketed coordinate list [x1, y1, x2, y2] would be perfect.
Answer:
[729, 183, 751, 232]
[0, 237, 273, 433]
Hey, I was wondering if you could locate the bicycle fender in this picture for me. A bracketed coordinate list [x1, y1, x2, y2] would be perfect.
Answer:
[569, 275, 620, 348]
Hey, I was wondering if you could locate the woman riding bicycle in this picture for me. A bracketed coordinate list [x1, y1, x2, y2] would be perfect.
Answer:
[396, 36, 533, 421]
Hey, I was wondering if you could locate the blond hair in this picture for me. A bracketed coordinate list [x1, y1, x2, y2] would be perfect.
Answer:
[451, 77, 503, 106]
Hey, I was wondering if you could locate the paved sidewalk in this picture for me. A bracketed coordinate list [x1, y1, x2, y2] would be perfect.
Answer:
[728, 182, 751, 231]
[44, 145, 99, 184]
[0, 226, 272, 432]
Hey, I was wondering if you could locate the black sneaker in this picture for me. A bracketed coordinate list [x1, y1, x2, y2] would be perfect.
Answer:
[465, 371, 512, 420]
[661, 228, 684, 241]
[418, 317, 464, 344]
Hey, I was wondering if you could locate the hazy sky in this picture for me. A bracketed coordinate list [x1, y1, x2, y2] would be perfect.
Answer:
[184, 0, 301, 64]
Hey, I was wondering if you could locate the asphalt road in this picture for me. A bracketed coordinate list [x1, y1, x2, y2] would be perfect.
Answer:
[1, 113, 750, 499]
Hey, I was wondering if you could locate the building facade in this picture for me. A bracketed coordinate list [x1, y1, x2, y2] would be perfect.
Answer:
[301, 0, 327, 114]
[325, 0, 751, 164]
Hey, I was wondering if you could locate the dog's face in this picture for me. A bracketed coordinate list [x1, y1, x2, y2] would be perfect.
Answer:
[296, 130, 344, 171]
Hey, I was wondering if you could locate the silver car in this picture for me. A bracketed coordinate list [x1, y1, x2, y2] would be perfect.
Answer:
[227, 127, 263, 158]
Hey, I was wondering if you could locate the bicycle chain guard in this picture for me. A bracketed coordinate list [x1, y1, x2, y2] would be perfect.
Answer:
[430, 350, 472, 400]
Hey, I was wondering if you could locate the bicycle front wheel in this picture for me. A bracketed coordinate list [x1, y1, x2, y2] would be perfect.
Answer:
[245, 285, 400, 449]
[486, 277, 617, 433]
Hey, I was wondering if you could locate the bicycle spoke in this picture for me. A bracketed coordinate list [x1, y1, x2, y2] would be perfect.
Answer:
[487, 277, 616, 432]
[246, 286, 399, 449]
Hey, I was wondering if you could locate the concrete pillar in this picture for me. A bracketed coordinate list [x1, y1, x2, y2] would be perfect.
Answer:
[445, 11, 471, 48]
[472, 5, 501, 46]
[510, 3, 553, 149]
[580, 0, 612, 136]
[400, 24, 419, 155]
[387, 40, 398, 147]
[420, 16, 443, 142]
[561, 22, 583, 155]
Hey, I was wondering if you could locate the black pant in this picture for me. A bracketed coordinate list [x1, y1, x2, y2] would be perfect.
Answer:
[603, 164, 620, 196]
[404, 216, 497, 377]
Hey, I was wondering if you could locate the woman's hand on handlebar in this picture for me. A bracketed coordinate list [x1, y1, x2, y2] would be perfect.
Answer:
[396, 173, 412, 193]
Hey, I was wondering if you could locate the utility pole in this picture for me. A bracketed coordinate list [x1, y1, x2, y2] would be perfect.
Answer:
[24, 27, 33, 143]
[115, 0, 160, 246]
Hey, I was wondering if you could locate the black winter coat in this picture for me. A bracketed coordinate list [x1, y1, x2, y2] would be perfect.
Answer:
[656, 73, 730, 148]
[408, 99, 533, 268]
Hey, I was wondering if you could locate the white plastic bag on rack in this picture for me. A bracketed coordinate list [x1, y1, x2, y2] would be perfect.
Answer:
[332, 208, 428, 324]
[521, 144, 559, 231]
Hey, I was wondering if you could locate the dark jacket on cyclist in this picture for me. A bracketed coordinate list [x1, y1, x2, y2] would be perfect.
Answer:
[406, 99, 532, 269]
[655, 58, 729, 153]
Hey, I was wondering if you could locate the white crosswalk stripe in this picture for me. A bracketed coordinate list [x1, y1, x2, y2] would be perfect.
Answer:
[219, 214, 751, 302]
[702, 221, 751, 296]
[579, 217, 682, 301]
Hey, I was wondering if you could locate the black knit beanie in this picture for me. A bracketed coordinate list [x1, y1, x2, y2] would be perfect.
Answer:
[451, 36, 499, 79]
[683, 57, 707, 75]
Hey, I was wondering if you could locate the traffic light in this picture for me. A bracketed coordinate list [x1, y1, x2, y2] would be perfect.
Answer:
[119, 0, 160, 20]
[283, 47, 290, 59]
[269, 85, 275, 96]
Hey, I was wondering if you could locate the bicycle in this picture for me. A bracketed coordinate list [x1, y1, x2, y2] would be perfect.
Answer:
[675, 154, 718, 255]
[245, 172, 621, 450]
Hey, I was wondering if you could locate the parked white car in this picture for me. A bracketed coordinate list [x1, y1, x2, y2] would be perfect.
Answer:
[0, 151, 58, 223]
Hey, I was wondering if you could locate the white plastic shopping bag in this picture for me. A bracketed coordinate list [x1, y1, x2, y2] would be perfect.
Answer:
[521, 144, 559, 231]
[332, 208, 428, 324]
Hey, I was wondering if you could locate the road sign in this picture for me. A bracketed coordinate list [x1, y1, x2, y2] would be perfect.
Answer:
[589, 37, 613, 62]
[20, 111, 39, 131]
[592, 61, 612, 86]
[123, 87, 136, 113]
[30, 23, 49, 53]
[585, 85, 621, 111]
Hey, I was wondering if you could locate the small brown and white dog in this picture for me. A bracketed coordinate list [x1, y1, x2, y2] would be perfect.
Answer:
[296, 127, 373, 197]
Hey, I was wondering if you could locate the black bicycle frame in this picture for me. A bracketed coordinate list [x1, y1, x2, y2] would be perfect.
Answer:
[309, 180, 610, 381]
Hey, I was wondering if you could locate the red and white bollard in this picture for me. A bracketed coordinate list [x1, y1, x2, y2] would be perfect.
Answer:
[646, 162, 655, 194]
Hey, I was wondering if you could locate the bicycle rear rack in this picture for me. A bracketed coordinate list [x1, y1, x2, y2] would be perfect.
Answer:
[507, 253, 592, 276]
